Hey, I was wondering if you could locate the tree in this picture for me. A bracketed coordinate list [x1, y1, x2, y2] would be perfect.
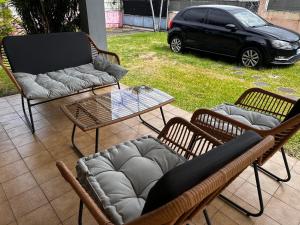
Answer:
[0, 0, 13, 40]
[10, 0, 80, 34]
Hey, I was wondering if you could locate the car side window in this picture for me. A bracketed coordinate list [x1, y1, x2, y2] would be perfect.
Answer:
[182, 8, 207, 23]
[207, 9, 236, 27]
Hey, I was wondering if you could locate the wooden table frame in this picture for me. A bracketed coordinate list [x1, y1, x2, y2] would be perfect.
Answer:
[71, 105, 168, 157]
[62, 86, 174, 157]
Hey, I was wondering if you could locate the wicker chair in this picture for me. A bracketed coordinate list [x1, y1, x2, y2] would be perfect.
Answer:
[0, 32, 121, 134]
[57, 117, 274, 225]
[191, 88, 300, 216]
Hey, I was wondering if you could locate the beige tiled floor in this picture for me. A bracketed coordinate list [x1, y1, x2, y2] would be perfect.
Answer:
[0, 86, 299, 225]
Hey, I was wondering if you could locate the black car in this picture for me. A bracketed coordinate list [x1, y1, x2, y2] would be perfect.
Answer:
[167, 5, 300, 67]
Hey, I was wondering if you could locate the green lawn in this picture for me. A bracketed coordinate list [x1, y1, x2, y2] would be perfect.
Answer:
[0, 68, 17, 97]
[0, 31, 299, 157]
[108, 32, 300, 158]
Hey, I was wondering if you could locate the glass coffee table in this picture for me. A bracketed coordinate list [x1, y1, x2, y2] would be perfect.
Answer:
[61, 85, 174, 157]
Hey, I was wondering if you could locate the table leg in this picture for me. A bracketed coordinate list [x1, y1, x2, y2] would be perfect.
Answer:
[138, 106, 167, 133]
[71, 124, 84, 158]
[160, 106, 167, 125]
[72, 125, 100, 157]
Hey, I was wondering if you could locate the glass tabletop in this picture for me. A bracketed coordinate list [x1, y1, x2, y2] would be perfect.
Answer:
[61, 86, 174, 131]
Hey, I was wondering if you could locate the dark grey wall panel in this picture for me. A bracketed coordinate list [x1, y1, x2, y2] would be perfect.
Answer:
[168, 0, 260, 12]
[123, 0, 167, 17]
[268, 0, 300, 11]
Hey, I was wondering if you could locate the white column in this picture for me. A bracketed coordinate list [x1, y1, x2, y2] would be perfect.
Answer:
[80, 0, 107, 50]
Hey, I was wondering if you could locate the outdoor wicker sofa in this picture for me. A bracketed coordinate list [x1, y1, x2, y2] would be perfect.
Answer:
[191, 87, 300, 216]
[57, 117, 274, 225]
[0, 32, 124, 133]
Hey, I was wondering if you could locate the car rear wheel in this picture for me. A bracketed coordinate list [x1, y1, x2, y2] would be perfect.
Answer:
[240, 48, 262, 68]
[170, 36, 183, 53]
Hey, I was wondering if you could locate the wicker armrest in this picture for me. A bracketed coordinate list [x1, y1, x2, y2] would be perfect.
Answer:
[191, 108, 300, 165]
[266, 114, 300, 149]
[87, 35, 120, 65]
[191, 108, 257, 142]
[158, 117, 222, 159]
[235, 88, 296, 121]
[56, 161, 113, 225]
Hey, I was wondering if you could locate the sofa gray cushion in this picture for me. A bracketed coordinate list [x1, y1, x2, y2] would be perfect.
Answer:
[14, 63, 117, 99]
[105, 64, 128, 81]
[76, 136, 186, 225]
[212, 104, 280, 134]
[93, 55, 128, 80]
[93, 55, 111, 71]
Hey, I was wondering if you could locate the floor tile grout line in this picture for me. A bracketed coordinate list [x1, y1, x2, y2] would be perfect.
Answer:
[262, 196, 286, 225]
[0, 120, 64, 223]
[0, 162, 29, 184]
[1, 178, 20, 225]
[6, 184, 46, 222]
[18, 152, 66, 224]
[272, 193, 300, 212]
[232, 178, 273, 209]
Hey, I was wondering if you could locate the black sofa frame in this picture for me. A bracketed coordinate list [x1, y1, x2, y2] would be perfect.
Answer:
[0, 32, 121, 134]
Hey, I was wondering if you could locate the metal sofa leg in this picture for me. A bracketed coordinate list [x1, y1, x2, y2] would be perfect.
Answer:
[91, 87, 97, 95]
[203, 209, 212, 225]
[219, 163, 264, 217]
[138, 106, 167, 133]
[78, 200, 83, 225]
[257, 148, 291, 182]
[21, 96, 35, 134]
[91, 82, 120, 95]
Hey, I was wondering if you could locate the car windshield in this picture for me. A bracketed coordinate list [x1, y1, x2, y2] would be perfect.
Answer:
[232, 10, 267, 27]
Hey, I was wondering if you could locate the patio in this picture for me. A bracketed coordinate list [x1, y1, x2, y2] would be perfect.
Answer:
[0, 85, 299, 225]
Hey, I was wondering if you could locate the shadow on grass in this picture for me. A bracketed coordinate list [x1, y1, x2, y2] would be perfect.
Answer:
[154, 45, 296, 71]
[155, 45, 238, 66]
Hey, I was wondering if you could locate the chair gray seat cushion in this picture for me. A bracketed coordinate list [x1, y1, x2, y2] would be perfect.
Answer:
[76, 136, 186, 225]
[14, 63, 117, 99]
[212, 104, 280, 133]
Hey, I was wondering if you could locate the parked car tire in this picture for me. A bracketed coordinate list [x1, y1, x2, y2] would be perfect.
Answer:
[240, 47, 263, 68]
[170, 35, 184, 53]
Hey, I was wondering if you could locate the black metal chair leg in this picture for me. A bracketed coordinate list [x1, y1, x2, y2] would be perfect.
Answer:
[203, 209, 212, 225]
[21, 96, 35, 134]
[219, 163, 264, 217]
[257, 148, 291, 182]
[139, 106, 167, 134]
[71, 125, 84, 158]
[91, 87, 97, 95]
[95, 128, 99, 153]
[78, 200, 83, 225]
[72, 125, 100, 157]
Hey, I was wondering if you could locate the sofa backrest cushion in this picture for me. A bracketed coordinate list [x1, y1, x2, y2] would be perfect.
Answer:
[3, 32, 92, 74]
[142, 131, 262, 214]
[283, 99, 300, 122]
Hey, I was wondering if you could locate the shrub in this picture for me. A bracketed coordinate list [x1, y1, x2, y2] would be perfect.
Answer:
[10, 0, 80, 34]
[0, 0, 13, 40]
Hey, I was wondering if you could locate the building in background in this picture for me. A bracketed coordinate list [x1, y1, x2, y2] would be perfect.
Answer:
[105, 0, 123, 28]
[121, 0, 259, 30]
[123, 0, 168, 30]
[258, 0, 300, 33]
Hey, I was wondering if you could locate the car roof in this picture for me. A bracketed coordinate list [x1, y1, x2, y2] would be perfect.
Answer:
[183, 4, 246, 12]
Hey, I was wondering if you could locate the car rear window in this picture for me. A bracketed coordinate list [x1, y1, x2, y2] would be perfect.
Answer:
[182, 8, 207, 23]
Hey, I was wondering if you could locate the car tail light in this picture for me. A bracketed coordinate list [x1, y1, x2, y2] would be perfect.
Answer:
[168, 19, 173, 29]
